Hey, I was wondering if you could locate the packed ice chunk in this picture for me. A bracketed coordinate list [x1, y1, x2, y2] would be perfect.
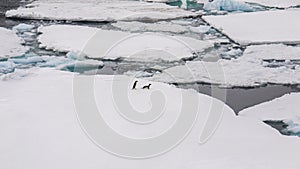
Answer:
[13, 23, 35, 33]
[189, 25, 211, 34]
[284, 117, 300, 135]
[0, 27, 28, 59]
[0, 61, 16, 74]
[66, 51, 87, 61]
[203, 0, 254, 12]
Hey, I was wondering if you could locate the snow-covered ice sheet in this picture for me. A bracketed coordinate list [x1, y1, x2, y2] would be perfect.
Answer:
[203, 9, 300, 45]
[6, 0, 198, 22]
[1, 68, 300, 168]
[148, 57, 300, 87]
[243, 44, 300, 60]
[0, 27, 28, 59]
[38, 25, 213, 62]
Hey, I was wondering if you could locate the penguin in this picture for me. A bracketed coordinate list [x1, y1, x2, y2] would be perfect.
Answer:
[132, 80, 138, 90]
[142, 84, 151, 90]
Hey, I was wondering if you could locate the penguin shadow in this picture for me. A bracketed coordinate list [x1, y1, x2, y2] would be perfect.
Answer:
[131, 80, 152, 90]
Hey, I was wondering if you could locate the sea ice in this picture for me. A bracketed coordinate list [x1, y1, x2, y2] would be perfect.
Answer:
[148, 58, 300, 87]
[0, 27, 28, 59]
[0, 68, 300, 168]
[203, 9, 300, 45]
[38, 25, 213, 62]
[6, 0, 198, 22]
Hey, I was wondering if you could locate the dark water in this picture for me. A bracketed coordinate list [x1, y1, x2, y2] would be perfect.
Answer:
[0, 0, 26, 28]
[176, 83, 300, 114]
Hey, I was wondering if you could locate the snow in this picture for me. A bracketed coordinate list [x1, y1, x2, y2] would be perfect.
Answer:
[38, 25, 213, 62]
[203, 0, 254, 12]
[0, 27, 28, 59]
[5, 0, 198, 22]
[148, 57, 300, 87]
[243, 44, 300, 60]
[203, 9, 300, 45]
[1, 68, 300, 168]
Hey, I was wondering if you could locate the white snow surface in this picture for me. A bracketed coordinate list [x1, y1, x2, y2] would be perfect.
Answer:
[0, 27, 28, 59]
[5, 0, 198, 22]
[37, 25, 213, 62]
[1, 68, 300, 169]
[203, 9, 300, 45]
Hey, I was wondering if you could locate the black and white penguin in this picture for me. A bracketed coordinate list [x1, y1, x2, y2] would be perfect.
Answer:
[142, 84, 151, 90]
[132, 80, 138, 90]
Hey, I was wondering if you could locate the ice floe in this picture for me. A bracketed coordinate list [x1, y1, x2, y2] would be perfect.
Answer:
[203, 9, 300, 45]
[1, 68, 300, 168]
[6, 0, 198, 22]
[0, 27, 28, 59]
[148, 57, 300, 87]
[38, 25, 213, 62]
